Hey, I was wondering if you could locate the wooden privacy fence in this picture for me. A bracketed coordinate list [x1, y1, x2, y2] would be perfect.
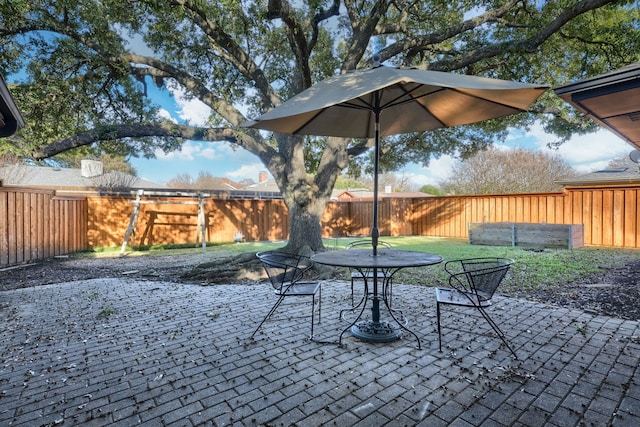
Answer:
[407, 186, 640, 248]
[3, 184, 640, 266]
[88, 195, 290, 248]
[1, 188, 87, 266]
[86, 185, 640, 250]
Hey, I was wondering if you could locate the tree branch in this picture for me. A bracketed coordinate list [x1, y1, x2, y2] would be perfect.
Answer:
[313, 0, 341, 25]
[267, 0, 313, 91]
[342, 0, 389, 71]
[424, 0, 621, 71]
[124, 54, 252, 127]
[171, 0, 281, 109]
[31, 123, 258, 160]
[265, 0, 340, 91]
[378, 0, 520, 62]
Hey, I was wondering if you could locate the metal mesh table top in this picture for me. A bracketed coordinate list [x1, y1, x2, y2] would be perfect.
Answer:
[311, 249, 443, 269]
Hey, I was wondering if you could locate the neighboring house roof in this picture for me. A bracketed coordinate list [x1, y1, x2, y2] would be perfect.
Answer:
[236, 181, 435, 200]
[555, 162, 640, 187]
[0, 74, 24, 137]
[554, 62, 640, 150]
[227, 178, 281, 199]
[167, 177, 243, 192]
[331, 188, 435, 200]
[383, 191, 435, 198]
[331, 188, 372, 200]
[214, 178, 243, 191]
[0, 164, 165, 190]
[243, 179, 280, 192]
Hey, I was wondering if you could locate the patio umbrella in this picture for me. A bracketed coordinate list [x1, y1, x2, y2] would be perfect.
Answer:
[244, 64, 548, 254]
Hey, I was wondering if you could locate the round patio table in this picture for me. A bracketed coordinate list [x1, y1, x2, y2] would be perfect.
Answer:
[311, 249, 443, 348]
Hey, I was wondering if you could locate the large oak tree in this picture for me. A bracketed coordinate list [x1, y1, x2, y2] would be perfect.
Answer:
[1, 0, 639, 253]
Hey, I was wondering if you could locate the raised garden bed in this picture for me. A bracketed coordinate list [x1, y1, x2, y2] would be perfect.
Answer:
[468, 222, 584, 249]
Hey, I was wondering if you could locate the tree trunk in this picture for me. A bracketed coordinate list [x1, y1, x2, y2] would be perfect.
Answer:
[263, 135, 347, 255]
[281, 196, 327, 254]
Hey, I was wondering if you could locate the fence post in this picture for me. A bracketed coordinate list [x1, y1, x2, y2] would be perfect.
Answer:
[120, 190, 143, 255]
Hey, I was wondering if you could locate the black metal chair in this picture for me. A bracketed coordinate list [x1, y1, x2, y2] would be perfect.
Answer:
[436, 257, 517, 358]
[346, 239, 393, 307]
[251, 251, 321, 339]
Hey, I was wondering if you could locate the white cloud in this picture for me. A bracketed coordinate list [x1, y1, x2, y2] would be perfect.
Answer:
[227, 163, 268, 181]
[406, 154, 458, 186]
[155, 141, 211, 161]
[405, 173, 435, 187]
[156, 142, 233, 162]
[200, 147, 220, 160]
[166, 82, 212, 126]
[156, 108, 176, 122]
[429, 155, 460, 177]
[526, 122, 633, 172]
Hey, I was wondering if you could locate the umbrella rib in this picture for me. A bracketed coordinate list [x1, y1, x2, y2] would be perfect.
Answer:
[382, 84, 440, 109]
[383, 85, 448, 127]
[291, 102, 377, 135]
[342, 100, 377, 111]
[384, 85, 530, 128]
[339, 99, 381, 138]
[449, 87, 529, 113]
[291, 108, 328, 135]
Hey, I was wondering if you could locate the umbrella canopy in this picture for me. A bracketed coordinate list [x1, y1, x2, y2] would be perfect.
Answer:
[245, 66, 548, 138]
[244, 65, 548, 254]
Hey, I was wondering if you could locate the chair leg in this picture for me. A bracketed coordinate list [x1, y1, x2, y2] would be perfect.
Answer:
[350, 278, 355, 306]
[477, 307, 518, 359]
[438, 302, 517, 358]
[310, 293, 315, 339]
[309, 286, 322, 340]
[436, 301, 443, 352]
[318, 285, 322, 323]
[251, 295, 286, 339]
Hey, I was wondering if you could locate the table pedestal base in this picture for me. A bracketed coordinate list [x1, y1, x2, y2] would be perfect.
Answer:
[311, 249, 443, 349]
[351, 320, 402, 343]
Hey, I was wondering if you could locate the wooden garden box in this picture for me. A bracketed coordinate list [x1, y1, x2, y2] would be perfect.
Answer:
[468, 222, 584, 249]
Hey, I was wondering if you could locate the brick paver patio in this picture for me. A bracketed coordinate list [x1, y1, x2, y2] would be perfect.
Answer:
[1, 277, 639, 426]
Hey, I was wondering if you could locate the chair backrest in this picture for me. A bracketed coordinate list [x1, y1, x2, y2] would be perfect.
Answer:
[346, 239, 392, 250]
[446, 258, 514, 301]
[257, 251, 313, 290]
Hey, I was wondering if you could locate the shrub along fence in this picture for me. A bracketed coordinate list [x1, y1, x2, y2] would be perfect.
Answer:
[2, 184, 640, 267]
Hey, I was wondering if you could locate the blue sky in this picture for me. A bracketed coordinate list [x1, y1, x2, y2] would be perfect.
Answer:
[130, 81, 272, 185]
[131, 80, 634, 187]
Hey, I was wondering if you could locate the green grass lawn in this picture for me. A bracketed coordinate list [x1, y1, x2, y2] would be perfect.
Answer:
[331, 236, 640, 298]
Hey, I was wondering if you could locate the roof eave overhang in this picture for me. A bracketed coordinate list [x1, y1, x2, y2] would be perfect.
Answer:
[0, 75, 25, 137]
[554, 63, 640, 151]
[555, 178, 640, 187]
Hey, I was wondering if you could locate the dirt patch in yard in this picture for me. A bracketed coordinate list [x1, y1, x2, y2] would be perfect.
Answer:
[525, 258, 640, 320]
[1, 251, 639, 320]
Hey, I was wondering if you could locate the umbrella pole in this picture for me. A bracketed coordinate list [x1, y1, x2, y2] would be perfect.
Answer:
[371, 105, 380, 257]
